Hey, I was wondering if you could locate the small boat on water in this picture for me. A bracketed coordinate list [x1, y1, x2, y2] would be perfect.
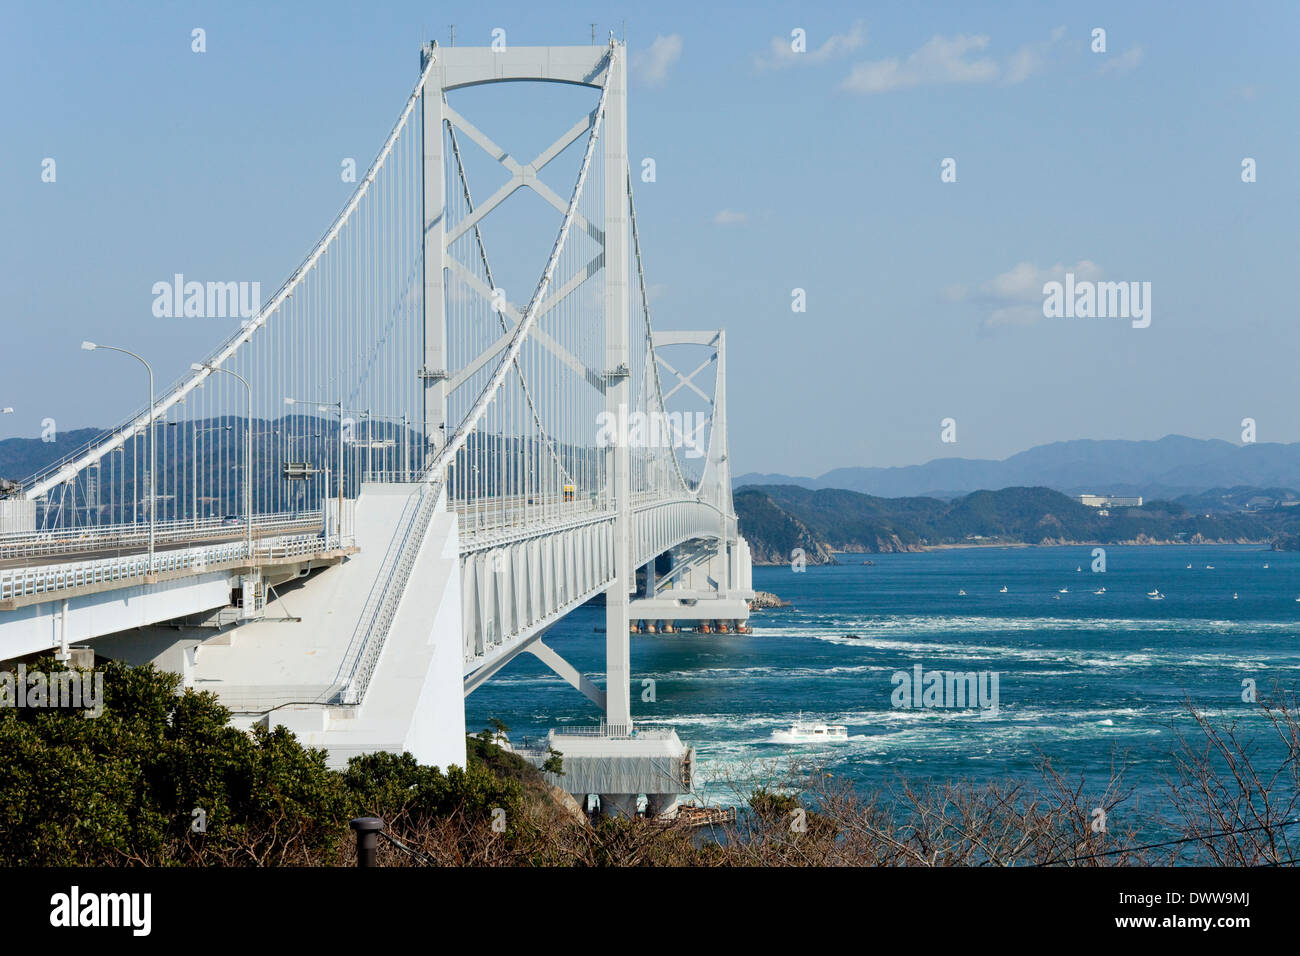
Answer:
[1076, 566, 1082, 572]
[1186, 564, 1192, 569]
[1264, 563, 1270, 569]
[1058, 587, 1069, 594]
[958, 589, 967, 596]
[1233, 593, 1239, 600]
[843, 633, 861, 640]
[999, 586, 1008, 593]
[1205, 565, 1215, 570]
[1147, 589, 1165, 600]
[1093, 587, 1106, 595]
[770, 714, 849, 744]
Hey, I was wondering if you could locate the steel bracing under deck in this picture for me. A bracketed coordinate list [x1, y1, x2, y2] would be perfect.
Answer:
[0, 41, 748, 746]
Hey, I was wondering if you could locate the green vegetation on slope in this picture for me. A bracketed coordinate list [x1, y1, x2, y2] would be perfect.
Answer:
[736, 484, 1300, 563]
[0, 658, 523, 866]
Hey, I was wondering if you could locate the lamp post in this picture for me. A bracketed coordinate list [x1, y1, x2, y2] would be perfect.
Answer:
[194, 364, 253, 561]
[286, 396, 344, 549]
[400, 412, 410, 479]
[83, 342, 155, 569]
[193, 423, 232, 525]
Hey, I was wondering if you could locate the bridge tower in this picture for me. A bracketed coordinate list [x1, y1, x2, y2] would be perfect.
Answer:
[414, 38, 636, 736]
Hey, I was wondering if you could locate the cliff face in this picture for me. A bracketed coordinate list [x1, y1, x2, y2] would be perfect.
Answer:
[734, 489, 837, 565]
[833, 534, 926, 554]
[1273, 533, 1300, 552]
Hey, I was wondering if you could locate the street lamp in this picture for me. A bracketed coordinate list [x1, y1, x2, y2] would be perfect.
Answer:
[192, 423, 232, 524]
[286, 396, 344, 548]
[84, 341, 155, 569]
[193, 364, 253, 561]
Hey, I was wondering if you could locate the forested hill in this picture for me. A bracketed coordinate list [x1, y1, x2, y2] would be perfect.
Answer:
[735, 485, 1299, 565]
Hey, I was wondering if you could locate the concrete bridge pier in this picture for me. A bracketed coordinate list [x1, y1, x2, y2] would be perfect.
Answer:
[645, 792, 682, 818]
[598, 793, 639, 818]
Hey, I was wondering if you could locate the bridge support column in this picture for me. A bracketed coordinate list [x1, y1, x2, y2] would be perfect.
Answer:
[420, 41, 448, 461]
[599, 794, 638, 819]
[603, 41, 632, 734]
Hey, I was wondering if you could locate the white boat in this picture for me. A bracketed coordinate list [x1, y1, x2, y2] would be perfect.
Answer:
[1076, 566, 1082, 572]
[1058, 587, 1069, 593]
[1186, 564, 1192, 569]
[1093, 587, 1106, 595]
[958, 589, 966, 596]
[1205, 565, 1215, 570]
[1233, 593, 1239, 600]
[1147, 590, 1164, 601]
[1264, 563, 1270, 569]
[770, 715, 849, 744]
[999, 586, 1008, 593]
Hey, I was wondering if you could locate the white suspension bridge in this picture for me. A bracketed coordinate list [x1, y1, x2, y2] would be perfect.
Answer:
[0, 42, 752, 816]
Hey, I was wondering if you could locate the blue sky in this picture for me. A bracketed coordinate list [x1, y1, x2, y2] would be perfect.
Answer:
[2, 1, 1296, 475]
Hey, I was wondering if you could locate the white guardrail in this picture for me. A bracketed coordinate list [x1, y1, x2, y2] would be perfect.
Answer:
[0, 512, 326, 562]
[0, 533, 331, 602]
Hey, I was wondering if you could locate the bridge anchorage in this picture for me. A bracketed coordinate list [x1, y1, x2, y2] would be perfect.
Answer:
[0, 41, 752, 819]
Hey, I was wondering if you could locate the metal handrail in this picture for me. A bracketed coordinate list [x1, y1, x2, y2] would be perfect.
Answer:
[0, 511, 325, 561]
[0, 532, 329, 601]
[335, 481, 438, 704]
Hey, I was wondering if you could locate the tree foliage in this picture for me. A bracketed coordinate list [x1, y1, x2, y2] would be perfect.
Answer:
[0, 658, 510, 865]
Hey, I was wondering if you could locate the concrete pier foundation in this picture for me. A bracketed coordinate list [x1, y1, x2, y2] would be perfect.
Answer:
[524, 727, 694, 819]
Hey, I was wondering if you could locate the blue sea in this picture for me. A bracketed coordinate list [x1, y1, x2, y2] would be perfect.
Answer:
[467, 544, 1300, 828]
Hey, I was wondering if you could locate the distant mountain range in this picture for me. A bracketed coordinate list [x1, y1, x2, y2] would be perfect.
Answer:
[736, 435, 1300, 500]
[0, 429, 104, 486]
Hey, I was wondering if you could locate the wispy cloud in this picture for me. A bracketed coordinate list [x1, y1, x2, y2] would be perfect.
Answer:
[755, 21, 866, 70]
[1098, 43, 1143, 75]
[842, 34, 998, 94]
[1004, 25, 1066, 85]
[713, 209, 747, 225]
[950, 260, 1103, 327]
[632, 34, 683, 86]
[841, 27, 1065, 94]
